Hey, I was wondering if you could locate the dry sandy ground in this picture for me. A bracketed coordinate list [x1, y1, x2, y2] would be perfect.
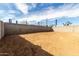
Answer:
[1, 32, 79, 56]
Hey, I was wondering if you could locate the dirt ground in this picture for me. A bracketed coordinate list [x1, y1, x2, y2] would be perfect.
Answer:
[1, 32, 79, 56]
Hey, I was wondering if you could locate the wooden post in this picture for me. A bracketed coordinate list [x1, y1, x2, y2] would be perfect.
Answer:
[55, 19, 57, 27]
[46, 19, 48, 27]
[9, 19, 12, 23]
[16, 20, 18, 24]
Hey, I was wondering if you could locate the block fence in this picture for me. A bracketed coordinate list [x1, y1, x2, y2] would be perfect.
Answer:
[0, 21, 53, 39]
[0, 21, 4, 39]
[4, 23, 53, 35]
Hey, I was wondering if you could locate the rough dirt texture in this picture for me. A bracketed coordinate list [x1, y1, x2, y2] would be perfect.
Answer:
[0, 32, 79, 56]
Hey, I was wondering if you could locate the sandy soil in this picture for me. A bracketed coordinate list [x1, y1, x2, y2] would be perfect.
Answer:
[1, 32, 79, 56]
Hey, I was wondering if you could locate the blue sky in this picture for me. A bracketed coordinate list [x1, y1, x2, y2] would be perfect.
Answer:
[0, 3, 79, 26]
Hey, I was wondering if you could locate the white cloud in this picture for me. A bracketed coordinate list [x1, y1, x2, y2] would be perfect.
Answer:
[21, 3, 79, 21]
[0, 3, 29, 22]
[31, 3, 37, 8]
[7, 10, 17, 14]
[1, 14, 16, 22]
[0, 10, 17, 22]
[0, 10, 5, 14]
[15, 3, 29, 14]
[1, 3, 79, 22]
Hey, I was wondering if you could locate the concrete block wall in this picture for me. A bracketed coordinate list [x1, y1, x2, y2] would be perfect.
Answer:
[4, 23, 53, 35]
[0, 21, 1, 39]
[0, 21, 4, 39]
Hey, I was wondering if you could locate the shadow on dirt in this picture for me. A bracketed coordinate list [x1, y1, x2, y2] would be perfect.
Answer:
[0, 35, 54, 56]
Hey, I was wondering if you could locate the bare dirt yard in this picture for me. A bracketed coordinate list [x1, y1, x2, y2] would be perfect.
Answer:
[0, 32, 79, 56]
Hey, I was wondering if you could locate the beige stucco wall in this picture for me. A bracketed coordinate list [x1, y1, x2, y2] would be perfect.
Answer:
[53, 26, 79, 32]
[4, 23, 53, 35]
[0, 21, 4, 39]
